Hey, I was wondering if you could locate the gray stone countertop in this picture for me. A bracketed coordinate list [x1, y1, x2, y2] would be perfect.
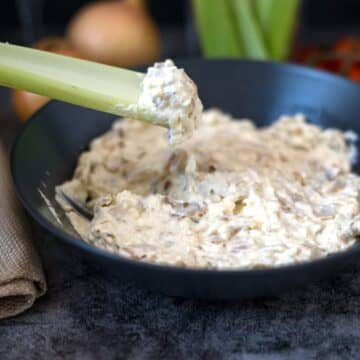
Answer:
[1, 88, 360, 360]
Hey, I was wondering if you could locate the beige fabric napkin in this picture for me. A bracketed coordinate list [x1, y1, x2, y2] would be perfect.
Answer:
[0, 144, 46, 319]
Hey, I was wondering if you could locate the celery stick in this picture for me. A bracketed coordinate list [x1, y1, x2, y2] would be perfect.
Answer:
[229, 0, 269, 60]
[255, 0, 300, 61]
[0, 42, 153, 122]
[254, 0, 273, 32]
[191, 0, 243, 58]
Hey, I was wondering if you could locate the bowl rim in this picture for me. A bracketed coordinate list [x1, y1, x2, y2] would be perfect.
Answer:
[10, 58, 360, 277]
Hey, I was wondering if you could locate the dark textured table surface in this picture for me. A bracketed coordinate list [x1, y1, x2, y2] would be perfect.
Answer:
[1, 88, 360, 360]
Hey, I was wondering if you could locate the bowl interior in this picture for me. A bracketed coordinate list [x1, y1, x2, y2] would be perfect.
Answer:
[11, 59, 360, 261]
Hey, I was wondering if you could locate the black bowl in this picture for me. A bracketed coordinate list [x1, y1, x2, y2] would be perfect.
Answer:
[11, 59, 360, 300]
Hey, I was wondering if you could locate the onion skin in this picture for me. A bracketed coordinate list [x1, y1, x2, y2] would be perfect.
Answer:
[11, 37, 84, 122]
[125, 0, 146, 12]
[67, 1, 161, 68]
[35, 37, 86, 58]
[12, 90, 49, 122]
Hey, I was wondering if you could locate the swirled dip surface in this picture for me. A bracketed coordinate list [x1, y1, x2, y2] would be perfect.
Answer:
[56, 110, 360, 269]
[137, 59, 203, 144]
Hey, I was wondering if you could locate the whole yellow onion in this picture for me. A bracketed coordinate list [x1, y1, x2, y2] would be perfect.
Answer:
[67, 1, 161, 68]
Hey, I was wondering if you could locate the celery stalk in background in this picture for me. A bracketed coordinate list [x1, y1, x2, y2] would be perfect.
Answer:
[191, 0, 243, 57]
[229, 0, 269, 60]
[254, 0, 273, 31]
[255, 0, 300, 60]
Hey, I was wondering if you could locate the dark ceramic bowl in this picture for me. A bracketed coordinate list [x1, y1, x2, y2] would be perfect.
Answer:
[11, 59, 360, 299]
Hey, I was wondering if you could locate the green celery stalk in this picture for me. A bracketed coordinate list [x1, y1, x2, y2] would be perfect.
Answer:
[0, 42, 166, 124]
[229, 0, 269, 59]
[254, 0, 273, 32]
[254, 0, 300, 60]
[191, 0, 243, 57]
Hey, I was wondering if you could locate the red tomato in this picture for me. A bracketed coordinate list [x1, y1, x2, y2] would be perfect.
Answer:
[315, 59, 342, 74]
[292, 45, 321, 63]
[333, 37, 355, 54]
[349, 61, 360, 83]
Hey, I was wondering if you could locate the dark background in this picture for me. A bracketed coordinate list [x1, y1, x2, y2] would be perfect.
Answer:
[1, 0, 360, 28]
[1, 0, 360, 53]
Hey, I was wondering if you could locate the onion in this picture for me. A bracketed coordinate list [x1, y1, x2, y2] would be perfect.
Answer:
[67, 1, 161, 68]
[35, 36, 85, 58]
[125, 0, 146, 12]
[12, 90, 49, 122]
[11, 37, 83, 122]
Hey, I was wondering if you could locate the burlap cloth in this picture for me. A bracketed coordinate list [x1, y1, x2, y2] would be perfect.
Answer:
[0, 144, 46, 319]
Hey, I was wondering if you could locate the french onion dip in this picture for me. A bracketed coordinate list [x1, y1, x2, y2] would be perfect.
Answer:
[135, 59, 203, 145]
[56, 110, 360, 269]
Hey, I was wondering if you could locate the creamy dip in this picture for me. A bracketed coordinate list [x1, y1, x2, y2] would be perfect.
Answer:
[135, 59, 203, 145]
[56, 110, 360, 269]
